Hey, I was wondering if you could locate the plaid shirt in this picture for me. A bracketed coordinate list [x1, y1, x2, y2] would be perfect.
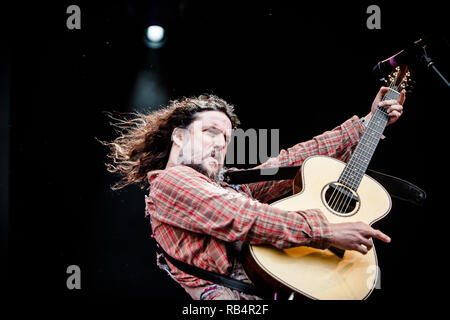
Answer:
[146, 116, 366, 287]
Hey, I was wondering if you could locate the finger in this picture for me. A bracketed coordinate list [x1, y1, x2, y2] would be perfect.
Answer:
[387, 113, 401, 125]
[398, 89, 406, 105]
[387, 105, 403, 114]
[371, 229, 391, 243]
[375, 87, 390, 101]
[379, 99, 398, 107]
[377, 87, 389, 98]
[388, 111, 402, 120]
[359, 237, 374, 251]
[354, 243, 368, 255]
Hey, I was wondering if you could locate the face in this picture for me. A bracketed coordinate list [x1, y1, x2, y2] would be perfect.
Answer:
[177, 111, 232, 181]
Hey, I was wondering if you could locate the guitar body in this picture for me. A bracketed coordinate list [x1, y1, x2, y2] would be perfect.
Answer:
[243, 155, 392, 300]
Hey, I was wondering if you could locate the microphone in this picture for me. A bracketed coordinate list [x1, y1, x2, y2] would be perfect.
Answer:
[372, 38, 425, 75]
[373, 35, 450, 88]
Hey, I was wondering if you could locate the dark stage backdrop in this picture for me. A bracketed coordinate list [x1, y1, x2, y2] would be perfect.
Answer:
[2, 0, 449, 315]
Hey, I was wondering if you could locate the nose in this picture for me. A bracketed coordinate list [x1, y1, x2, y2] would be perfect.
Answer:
[213, 133, 227, 150]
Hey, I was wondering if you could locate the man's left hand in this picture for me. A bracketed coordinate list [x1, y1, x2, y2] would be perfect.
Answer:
[366, 86, 405, 125]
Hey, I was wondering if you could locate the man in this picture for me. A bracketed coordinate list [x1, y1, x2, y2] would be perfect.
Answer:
[103, 87, 405, 300]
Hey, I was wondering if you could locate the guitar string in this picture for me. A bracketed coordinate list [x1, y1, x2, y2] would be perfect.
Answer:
[337, 84, 397, 213]
[337, 85, 397, 212]
[337, 78, 401, 213]
[339, 107, 390, 213]
[339, 76, 400, 205]
[340, 89, 396, 213]
[334, 111, 382, 212]
[330, 79, 400, 213]
[336, 108, 388, 213]
[330, 81, 398, 213]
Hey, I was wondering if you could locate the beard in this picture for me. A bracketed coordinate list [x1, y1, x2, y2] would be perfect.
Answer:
[177, 144, 226, 183]
[181, 163, 227, 183]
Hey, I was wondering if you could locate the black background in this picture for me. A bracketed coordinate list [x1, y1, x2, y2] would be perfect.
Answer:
[2, 0, 449, 316]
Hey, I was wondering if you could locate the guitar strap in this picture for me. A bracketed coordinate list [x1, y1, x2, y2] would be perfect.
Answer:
[224, 165, 426, 206]
[152, 238, 269, 298]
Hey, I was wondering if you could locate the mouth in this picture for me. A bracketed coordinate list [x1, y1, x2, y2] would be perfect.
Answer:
[206, 150, 220, 167]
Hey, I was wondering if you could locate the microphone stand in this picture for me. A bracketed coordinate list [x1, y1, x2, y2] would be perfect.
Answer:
[418, 43, 450, 88]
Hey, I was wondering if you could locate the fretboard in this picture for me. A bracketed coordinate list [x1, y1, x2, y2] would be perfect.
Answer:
[338, 88, 400, 190]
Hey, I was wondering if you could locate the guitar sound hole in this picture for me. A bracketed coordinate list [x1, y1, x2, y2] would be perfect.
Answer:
[323, 183, 360, 215]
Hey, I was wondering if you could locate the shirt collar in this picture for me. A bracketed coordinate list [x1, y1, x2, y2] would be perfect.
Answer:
[147, 169, 164, 184]
[146, 165, 232, 188]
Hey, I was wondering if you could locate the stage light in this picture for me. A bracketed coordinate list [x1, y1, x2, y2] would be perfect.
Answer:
[146, 25, 164, 42]
[144, 25, 166, 49]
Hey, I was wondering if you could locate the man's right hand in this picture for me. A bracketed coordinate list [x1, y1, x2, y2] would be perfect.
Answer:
[329, 222, 391, 254]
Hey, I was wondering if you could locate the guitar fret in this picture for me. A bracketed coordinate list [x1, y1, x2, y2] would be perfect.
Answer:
[339, 106, 390, 189]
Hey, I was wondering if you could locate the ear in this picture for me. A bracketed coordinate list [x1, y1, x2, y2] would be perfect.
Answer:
[171, 127, 185, 147]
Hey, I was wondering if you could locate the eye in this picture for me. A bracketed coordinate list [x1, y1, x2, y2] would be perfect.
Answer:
[204, 128, 216, 135]
[204, 128, 220, 135]
[203, 127, 229, 143]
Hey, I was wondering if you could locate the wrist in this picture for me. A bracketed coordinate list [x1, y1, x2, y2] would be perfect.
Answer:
[361, 113, 386, 139]
[360, 117, 369, 128]
[363, 113, 373, 124]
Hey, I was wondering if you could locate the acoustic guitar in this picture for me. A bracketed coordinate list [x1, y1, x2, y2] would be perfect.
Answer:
[243, 66, 411, 300]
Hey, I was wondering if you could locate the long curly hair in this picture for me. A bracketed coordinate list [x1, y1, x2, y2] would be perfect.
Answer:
[100, 94, 240, 191]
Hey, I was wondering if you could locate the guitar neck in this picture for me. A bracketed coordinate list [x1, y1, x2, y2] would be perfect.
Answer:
[339, 88, 400, 190]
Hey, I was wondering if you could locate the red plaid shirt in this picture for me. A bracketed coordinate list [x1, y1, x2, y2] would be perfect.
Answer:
[146, 116, 366, 287]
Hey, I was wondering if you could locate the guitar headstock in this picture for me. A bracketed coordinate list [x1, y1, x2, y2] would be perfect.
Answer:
[383, 65, 413, 92]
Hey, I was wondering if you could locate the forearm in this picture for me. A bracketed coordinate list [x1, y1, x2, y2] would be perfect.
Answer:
[150, 165, 333, 249]
[246, 116, 366, 202]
